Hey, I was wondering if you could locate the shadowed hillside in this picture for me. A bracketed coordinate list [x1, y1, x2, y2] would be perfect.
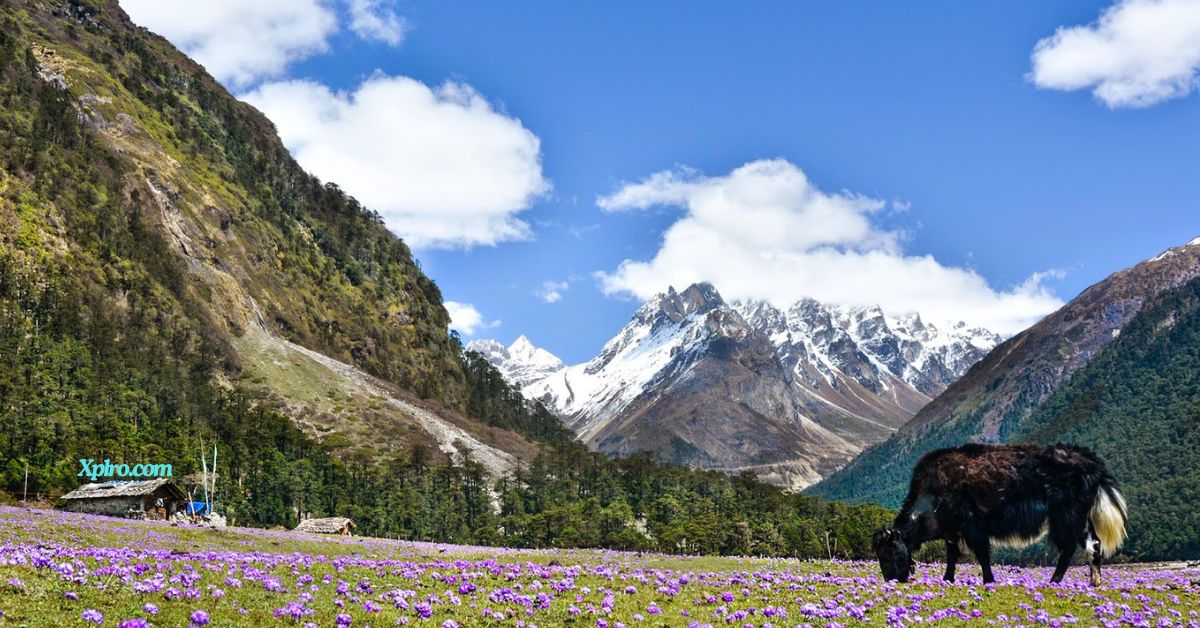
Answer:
[810, 239, 1200, 509]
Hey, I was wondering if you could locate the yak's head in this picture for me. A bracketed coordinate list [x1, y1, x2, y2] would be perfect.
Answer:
[872, 528, 914, 582]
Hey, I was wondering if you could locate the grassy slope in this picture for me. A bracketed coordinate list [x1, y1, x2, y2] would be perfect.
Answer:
[34, 2, 464, 396]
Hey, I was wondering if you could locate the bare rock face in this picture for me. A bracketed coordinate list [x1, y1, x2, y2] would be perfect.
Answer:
[470, 283, 999, 490]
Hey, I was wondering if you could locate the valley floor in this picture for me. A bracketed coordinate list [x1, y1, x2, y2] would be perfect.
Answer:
[0, 505, 1195, 626]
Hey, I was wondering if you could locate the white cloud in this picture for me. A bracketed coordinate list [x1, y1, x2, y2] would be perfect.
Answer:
[347, 0, 408, 45]
[596, 159, 1063, 336]
[243, 76, 550, 249]
[121, 0, 338, 88]
[1030, 0, 1200, 107]
[536, 281, 569, 303]
[444, 302, 498, 336]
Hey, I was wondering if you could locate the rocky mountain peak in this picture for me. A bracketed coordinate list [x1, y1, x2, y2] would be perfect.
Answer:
[475, 282, 1000, 490]
[645, 282, 725, 324]
[467, 338, 506, 356]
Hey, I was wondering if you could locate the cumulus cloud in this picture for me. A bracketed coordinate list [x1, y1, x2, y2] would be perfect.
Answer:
[536, 281, 569, 303]
[596, 160, 1063, 336]
[243, 76, 550, 249]
[347, 0, 408, 45]
[1030, 0, 1200, 107]
[444, 302, 498, 336]
[121, 0, 338, 88]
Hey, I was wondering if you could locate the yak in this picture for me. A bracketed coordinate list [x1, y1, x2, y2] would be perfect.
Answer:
[871, 443, 1127, 586]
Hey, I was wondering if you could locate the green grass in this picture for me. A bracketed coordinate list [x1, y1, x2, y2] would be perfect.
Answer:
[0, 505, 1197, 626]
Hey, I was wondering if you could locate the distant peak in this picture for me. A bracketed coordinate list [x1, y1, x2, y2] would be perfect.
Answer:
[1189, 235, 1200, 247]
[859, 304, 885, 318]
[636, 282, 726, 324]
[466, 338, 505, 353]
[490, 335, 565, 372]
[679, 282, 723, 305]
[661, 282, 724, 321]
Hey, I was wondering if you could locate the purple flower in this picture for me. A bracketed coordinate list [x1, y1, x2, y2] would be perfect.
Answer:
[189, 609, 210, 626]
[82, 608, 104, 624]
[119, 620, 150, 628]
[335, 613, 353, 626]
[142, 604, 159, 615]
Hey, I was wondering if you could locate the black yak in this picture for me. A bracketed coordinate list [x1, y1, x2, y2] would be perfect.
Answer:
[871, 443, 1127, 586]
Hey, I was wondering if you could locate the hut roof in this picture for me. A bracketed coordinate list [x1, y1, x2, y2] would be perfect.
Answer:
[294, 517, 355, 534]
[62, 478, 186, 501]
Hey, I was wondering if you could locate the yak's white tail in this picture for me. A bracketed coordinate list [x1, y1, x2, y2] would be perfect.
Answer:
[1089, 486, 1128, 558]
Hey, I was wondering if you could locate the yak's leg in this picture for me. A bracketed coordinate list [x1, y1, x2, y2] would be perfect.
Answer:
[943, 540, 961, 582]
[963, 527, 995, 584]
[1049, 505, 1087, 584]
[1087, 527, 1103, 587]
[1050, 546, 1074, 583]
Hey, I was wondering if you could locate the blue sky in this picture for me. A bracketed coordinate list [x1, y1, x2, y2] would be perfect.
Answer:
[123, 1, 1200, 364]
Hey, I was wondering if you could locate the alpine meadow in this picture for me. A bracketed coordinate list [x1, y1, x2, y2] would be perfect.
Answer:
[2, 0, 1200, 626]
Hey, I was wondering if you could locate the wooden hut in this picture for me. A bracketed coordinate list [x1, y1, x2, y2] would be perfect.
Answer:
[294, 516, 356, 536]
[60, 478, 188, 520]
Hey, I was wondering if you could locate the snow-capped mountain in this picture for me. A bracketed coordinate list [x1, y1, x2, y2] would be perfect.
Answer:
[467, 336, 565, 389]
[469, 283, 999, 490]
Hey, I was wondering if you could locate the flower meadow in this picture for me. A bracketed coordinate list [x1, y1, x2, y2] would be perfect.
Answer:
[0, 506, 1197, 626]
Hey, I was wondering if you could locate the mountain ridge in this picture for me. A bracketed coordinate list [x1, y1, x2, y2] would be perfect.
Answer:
[808, 236, 1200, 506]
[471, 283, 999, 489]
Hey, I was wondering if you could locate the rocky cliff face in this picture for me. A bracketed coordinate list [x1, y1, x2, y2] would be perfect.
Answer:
[809, 236, 1200, 506]
[471, 283, 998, 489]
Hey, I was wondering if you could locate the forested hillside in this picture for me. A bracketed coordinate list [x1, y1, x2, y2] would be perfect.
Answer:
[809, 239, 1200, 509]
[1014, 275, 1200, 559]
[0, 0, 892, 558]
[0, 0, 552, 496]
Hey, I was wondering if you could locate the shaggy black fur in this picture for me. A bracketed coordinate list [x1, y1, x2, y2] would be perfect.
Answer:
[872, 443, 1126, 585]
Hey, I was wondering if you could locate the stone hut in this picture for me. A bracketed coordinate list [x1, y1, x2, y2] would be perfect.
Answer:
[60, 478, 188, 520]
[294, 516, 356, 536]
